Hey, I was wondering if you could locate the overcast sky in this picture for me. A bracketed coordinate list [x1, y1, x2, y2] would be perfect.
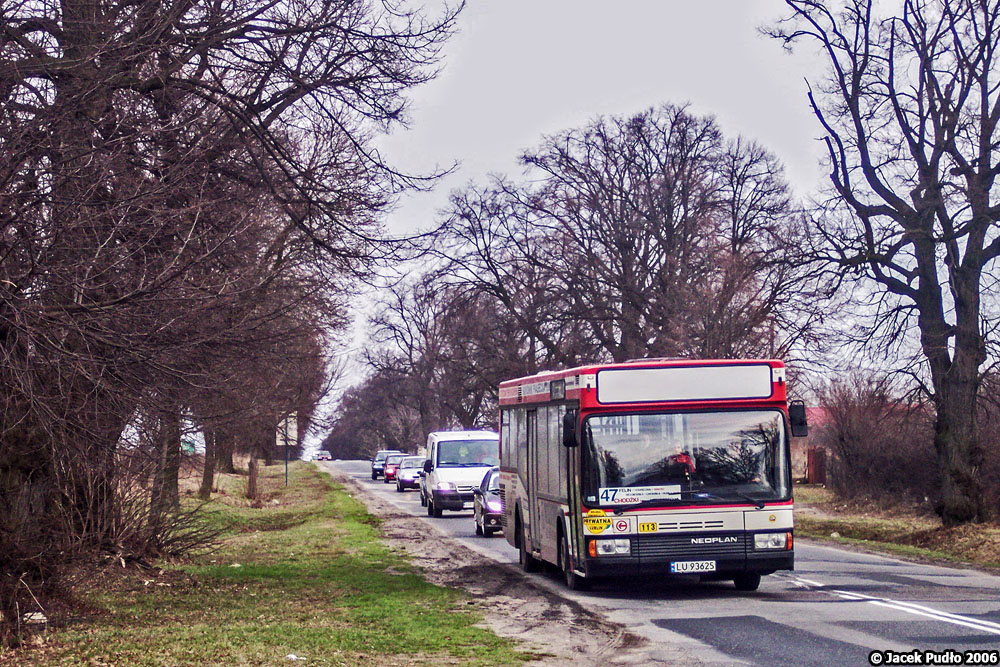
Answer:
[315, 1, 834, 443]
[376, 0, 830, 235]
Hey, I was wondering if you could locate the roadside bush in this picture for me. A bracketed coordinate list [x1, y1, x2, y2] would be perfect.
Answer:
[816, 375, 937, 509]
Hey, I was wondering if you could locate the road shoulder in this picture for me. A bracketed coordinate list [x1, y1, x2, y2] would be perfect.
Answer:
[327, 468, 665, 666]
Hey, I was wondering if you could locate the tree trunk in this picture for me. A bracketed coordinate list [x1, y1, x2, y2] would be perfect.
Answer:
[198, 428, 216, 501]
[933, 354, 985, 525]
[216, 429, 235, 473]
[150, 406, 181, 524]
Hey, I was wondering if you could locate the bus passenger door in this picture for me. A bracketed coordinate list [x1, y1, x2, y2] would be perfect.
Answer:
[566, 410, 584, 572]
[526, 409, 539, 552]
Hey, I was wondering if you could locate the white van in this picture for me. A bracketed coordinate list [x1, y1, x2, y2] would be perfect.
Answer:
[421, 430, 499, 518]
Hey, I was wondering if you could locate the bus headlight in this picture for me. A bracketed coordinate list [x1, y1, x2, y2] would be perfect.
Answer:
[754, 532, 791, 550]
[593, 539, 631, 556]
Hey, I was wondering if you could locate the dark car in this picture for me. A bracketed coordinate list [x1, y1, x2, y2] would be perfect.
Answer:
[383, 452, 407, 483]
[371, 449, 402, 480]
[473, 467, 502, 537]
[395, 456, 425, 492]
[419, 462, 429, 507]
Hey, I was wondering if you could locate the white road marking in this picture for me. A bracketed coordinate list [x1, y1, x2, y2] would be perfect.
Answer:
[791, 576, 1000, 636]
[795, 577, 825, 587]
[832, 590, 1000, 635]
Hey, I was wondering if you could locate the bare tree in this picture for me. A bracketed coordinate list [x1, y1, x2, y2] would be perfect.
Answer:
[439, 185, 588, 368]
[367, 274, 536, 432]
[438, 105, 809, 366]
[323, 373, 425, 457]
[521, 106, 722, 361]
[0, 0, 460, 644]
[770, 0, 1000, 523]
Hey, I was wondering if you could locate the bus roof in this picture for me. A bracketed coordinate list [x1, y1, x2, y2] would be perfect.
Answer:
[498, 359, 787, 408]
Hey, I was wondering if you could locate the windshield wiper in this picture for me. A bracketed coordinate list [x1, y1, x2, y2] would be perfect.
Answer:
[679, 489, 765, 510]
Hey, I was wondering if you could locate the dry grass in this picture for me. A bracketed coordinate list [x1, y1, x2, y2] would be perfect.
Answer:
[794, 482, 1000, 569]
[1, 462, 526, 666]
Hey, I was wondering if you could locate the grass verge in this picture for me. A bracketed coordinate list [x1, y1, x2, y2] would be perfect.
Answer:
[794, 483, 1000, 570]
[8, 462, 527, 666]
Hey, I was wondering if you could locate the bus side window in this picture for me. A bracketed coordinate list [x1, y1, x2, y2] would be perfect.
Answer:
[547, 406, 560, 497]
[516, 408, 527, 474]
[557, 405, 567, 494]
[537, 406, 549, 496]
[501, 409, 510, 467]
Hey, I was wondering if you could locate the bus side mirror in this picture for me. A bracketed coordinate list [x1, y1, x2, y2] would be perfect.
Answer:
[562, 410, 579, 448]
[423, 459, 432, 473]
[789, 400, 808, 438]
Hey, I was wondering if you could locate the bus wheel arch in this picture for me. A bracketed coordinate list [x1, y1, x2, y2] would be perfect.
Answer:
[558, 522, 587, 590]
[516, 508, 539, 572]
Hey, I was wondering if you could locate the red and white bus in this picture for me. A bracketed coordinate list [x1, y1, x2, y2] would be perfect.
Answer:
[498, 359, 807, 591]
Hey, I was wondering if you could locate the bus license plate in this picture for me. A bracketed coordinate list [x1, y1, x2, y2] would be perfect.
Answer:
[671, 560, 716, 573]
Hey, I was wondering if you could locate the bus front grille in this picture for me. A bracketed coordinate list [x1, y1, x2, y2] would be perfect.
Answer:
[634, 532, 746, 559]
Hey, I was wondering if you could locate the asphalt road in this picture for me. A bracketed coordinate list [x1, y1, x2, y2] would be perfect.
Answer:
[328, 460, 1000, 666]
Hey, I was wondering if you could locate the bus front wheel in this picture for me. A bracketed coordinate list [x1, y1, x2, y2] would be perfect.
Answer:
[560, 533, 587, 591]
[733, 573, 761, 591]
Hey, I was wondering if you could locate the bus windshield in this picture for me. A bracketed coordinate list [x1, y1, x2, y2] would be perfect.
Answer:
[436, 439, 499, 467]
[582, 410, 789, 506]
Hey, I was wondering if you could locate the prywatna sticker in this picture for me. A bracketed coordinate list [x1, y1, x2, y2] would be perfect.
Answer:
[583, 509, 612, 534]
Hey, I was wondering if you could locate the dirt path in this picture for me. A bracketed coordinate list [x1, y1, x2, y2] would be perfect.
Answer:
[331, 470, 674, 666]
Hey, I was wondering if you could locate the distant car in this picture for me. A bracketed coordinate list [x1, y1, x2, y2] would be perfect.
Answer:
[383, 453, 407, 483]
[421, 430, 499, 517]
[371, 449, 403, 480]
[473, 467, 502, 537]
[314, 450, 332, 461]
[395, 456, 425, 492]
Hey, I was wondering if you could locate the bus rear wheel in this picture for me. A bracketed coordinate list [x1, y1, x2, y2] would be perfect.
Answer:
[733, 573, 761, 591]
[517, 517, 539, 573]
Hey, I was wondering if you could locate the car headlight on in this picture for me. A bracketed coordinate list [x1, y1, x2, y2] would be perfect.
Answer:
[754, 532, 792, 550]
[486, 500, 502, 513]
[592, 539, 631, 556]
[435, 482, 455, 491]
